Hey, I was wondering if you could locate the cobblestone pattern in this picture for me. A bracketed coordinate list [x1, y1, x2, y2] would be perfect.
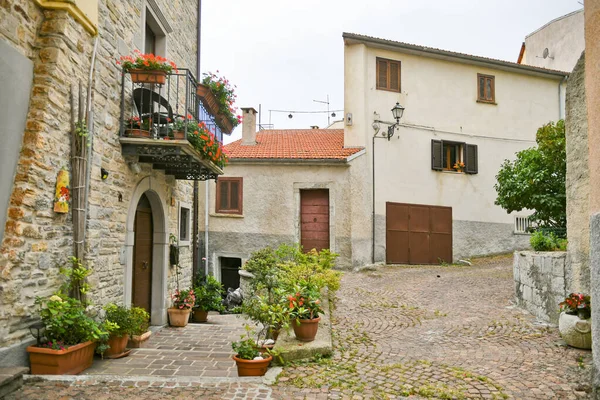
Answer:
[273, 255, 592, 399]
[6, 379, 273, 400]
[84, 314, 246, 378]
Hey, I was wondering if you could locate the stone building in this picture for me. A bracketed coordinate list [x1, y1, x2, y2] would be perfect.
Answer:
[0, 0, 224, 366]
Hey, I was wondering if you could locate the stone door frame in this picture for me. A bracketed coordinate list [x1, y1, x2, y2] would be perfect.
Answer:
[124, 176, 169, 326]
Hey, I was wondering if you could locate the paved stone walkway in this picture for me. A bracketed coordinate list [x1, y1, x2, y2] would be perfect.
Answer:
[83, 314, 246, 378]
[7, 255, 593, 399]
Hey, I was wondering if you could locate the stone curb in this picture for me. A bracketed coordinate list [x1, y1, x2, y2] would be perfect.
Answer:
[23, 374, 264, 385]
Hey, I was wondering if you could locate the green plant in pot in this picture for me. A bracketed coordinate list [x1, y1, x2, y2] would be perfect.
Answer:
[241, 289, 289, 345]
[27, 260, 107, 375]
[287, 283, 324, 342]
[231, 325, 272, 377]
[193, 275, 225, 323]
[127, 306, 151, 348]
[100, 304, 132, 359]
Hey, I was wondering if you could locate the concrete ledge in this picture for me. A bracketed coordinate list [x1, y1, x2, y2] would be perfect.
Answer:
[273, 294, 333, 363]
[0, 367, 29, 398]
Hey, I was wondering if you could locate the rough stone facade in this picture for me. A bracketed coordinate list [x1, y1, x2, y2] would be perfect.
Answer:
[565, 52, 590, 294]
[0, 0, 203, 366]
[513, 251, 567, 323]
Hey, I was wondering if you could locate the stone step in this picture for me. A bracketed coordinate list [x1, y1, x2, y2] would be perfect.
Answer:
[0, 367, 29, 399]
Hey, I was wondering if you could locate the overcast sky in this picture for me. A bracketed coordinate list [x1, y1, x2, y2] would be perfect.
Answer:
[200, 0, 582, 143]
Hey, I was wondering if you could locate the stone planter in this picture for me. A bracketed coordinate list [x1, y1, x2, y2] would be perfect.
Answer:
[167, 308, 191, 327]
[128, 69, 167, 85]
[292, 317, 321, 342]
[192, 309, 208, 323]
[127, 331, 152, 349]
[27, 341, 95, 375]
[559, 312, 592, 349]
[103, 334, 130, 359]
[233, 354, 272, 377]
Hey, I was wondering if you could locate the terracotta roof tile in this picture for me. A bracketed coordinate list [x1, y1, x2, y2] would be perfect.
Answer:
[224, 129, 363, 160]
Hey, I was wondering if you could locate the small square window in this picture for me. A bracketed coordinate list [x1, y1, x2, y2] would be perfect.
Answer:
[376, 57, 401, 92]
[216, 177, 243, 215]
[178, 203, 191, 245]
[477, 73, 495, 103]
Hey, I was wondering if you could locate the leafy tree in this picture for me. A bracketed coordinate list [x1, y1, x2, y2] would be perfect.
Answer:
[494, 120, 565, 229]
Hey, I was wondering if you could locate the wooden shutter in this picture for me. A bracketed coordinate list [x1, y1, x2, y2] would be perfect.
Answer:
[431, 140, 443, 171]
[377, 59, 388, 89]
[464, 144, 478, 174]
[389, 61, 400, 92]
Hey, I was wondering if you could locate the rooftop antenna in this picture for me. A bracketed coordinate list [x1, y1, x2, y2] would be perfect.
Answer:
[313, 95, 337, 126]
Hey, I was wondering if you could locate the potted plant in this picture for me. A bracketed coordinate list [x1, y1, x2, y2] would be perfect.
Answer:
[193, 275, 225, 323]
[27, 295, 107, 375]
[242, 290, 290, 344]
[558, 293, 591, 349]
[168, 288, 195, 327]
[127, 306, 151, 348]
[288, 284, 323, 342]
[231, 325, 272, 377]
[100, 304, 132, 359]
[124, 116, 152, 138]
[453, 161, 465, 172]
[186, 122, 229, 168]
[117, 50, 177, 85]
[200, 71, 242, 134]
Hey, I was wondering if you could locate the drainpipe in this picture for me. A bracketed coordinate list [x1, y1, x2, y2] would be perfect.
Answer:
[558, 75, 567, 120]
[372, 135, 376, 264]
[192, 0, 202, 281]
[205, 181, 209, 277]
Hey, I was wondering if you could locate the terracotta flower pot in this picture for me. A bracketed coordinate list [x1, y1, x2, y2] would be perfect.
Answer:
[196, 84, 220, 115]
[172, 130, 186, 140]
[127, 331, 152, 349]
[27, 341, 95, 375]
[559, 312, 592, 349]
[217, 114, 234, 134]
[292, 317, 321, 342]
[103, 334, 130, 359]
[128, 69, 167, 85]
[192, 309, 209, 323]
[125, 129, 152, 138]
[168, 308, 191, 327]
[233, 354, 272, 377]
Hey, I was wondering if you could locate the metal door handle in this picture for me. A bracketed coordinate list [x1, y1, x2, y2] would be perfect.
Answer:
[142, 261, 149, 270]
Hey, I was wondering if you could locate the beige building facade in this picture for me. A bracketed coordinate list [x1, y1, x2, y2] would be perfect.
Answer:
[0, 0, 222, 366]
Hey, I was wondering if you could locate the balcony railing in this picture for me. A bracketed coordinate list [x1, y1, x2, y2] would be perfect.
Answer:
[118, 68, 224, 180]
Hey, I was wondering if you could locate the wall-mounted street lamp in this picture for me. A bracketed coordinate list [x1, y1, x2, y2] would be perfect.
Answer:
[372, 102, 405, 141]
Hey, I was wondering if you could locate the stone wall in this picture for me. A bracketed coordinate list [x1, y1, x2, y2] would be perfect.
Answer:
[0, 0, 201, 366]
[565, 52, 590, 294]
[513, 251, 567, 323]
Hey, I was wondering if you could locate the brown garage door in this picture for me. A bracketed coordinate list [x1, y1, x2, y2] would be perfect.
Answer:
[301, 189, 330, 252]
[386, 202, 452, 265]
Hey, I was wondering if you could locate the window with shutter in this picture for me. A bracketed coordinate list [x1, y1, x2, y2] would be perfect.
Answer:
[477, 74, 495, 103]
[431, 140, 443, 171]
[215, 177, 243, 214]
[376, 57, 401, 92]
[464, 144, 478, 174]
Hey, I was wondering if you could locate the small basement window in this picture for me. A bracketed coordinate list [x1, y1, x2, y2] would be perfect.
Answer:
[431, 140, 478, 174]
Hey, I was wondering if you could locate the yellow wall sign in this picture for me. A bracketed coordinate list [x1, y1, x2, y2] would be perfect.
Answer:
[54, 168, 71, 214]
[33, 0, 98, 36]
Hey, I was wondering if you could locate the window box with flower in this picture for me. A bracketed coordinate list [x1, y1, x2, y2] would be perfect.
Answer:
[200, 72, 242, 134]
[124, 115, 153, 138]
[118, 50, 177, 85]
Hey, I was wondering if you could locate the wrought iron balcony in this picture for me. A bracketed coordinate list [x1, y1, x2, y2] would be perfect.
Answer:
[118, 68, 224, 180]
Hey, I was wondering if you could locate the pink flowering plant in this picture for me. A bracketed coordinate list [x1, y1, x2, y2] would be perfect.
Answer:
[559, 293, 591, 319]
[38, 340, 67, 351]
[202, 71, 242, 129]
[171, 288, 196, 310]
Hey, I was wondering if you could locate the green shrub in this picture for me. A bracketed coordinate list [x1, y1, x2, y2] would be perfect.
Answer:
[194, 275, 225, 312]
[103, 303, 131, 337]
[129, 306, 150, 336]
[530, 230, 567, 251]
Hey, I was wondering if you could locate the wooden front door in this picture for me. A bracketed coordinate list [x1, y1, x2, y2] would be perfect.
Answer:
[133, 194, 153, 314]
[386, 202, 452, 265]
[300, 189, 330, 252]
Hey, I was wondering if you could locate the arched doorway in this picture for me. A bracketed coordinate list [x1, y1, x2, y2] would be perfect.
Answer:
[124, 177, 169, 326]
[132, 194, 153, 314]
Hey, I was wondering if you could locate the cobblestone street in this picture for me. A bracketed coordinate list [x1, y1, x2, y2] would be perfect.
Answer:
[7, 255, 593, 399]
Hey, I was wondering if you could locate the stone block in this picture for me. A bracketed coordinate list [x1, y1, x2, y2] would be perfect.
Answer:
[522, 285, 533, 303]
[552, 255, 567, 278]
[551, 276, 566, 296]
